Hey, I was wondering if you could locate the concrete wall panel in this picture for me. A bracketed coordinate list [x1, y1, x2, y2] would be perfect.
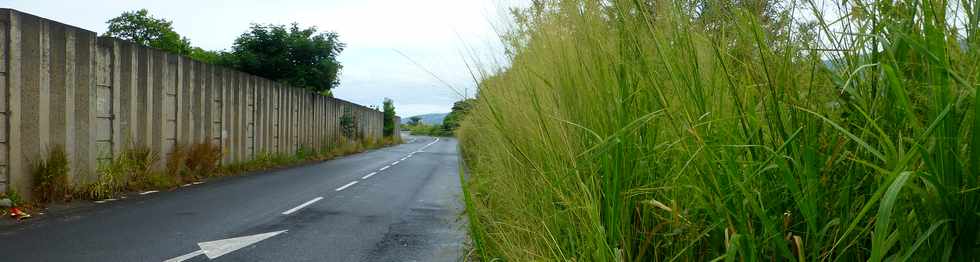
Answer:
[116, 41, 137, 148]
[220, 68, 232, 164]
[246, 76, 254, 157]
[3, 10, 21, 196]
[161, 54, 177, 157]
[15, 10, 42, 199]
[94, 38, 115, 167]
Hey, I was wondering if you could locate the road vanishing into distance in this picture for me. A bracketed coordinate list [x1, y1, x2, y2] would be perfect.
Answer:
[0, 135, 466, 262]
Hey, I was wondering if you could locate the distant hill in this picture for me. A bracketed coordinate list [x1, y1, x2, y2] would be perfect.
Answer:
[402, 113, 448, 125]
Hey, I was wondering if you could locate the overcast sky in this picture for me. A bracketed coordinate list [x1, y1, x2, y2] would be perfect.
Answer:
[2, 0, 520, 117]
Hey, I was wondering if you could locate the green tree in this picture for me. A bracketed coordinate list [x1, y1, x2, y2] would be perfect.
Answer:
[104, 9, 221, 63]
[382, 98, 396, 137]
[222, 23, 345, 93]
[441, 98, 475, 133]
[408, 116, 422, 126]
[104, 9, 193, 55]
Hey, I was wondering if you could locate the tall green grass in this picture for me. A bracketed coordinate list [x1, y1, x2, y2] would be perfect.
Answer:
[459, 0, 979, 260]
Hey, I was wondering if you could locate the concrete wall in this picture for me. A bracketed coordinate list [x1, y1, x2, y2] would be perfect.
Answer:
[0, 9, 394, 198]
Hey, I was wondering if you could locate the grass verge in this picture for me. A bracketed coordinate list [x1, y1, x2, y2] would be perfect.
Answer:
[459, 0, 980, 260]
[13, 136, 400, 207]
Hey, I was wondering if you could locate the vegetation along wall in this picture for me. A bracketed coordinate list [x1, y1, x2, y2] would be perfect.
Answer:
[0, 9, 393, 199]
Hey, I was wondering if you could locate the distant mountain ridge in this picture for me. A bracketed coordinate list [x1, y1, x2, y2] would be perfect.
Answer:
[402, 113, 448, 125]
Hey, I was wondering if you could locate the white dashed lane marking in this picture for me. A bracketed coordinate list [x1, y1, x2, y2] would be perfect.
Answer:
[282, 197, 324, 215]
[335, 181, 358, 191]
[279, 137, 440, 217]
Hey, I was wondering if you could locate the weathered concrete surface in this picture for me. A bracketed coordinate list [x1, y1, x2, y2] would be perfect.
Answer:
[0, 9, 395, 199]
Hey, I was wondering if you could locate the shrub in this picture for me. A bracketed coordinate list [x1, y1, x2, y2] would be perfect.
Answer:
[86, 161, 129, 200]
[294, 146, 313, 160]
[144, 173, 180, 189]
[32, 145, 71, 203]
[339, 107, 360, 139]
[383, 98, 397, 137]
[4, 189, 23, 207]
[85, 146, 158, 199]
[121, 146, 159, 188]
[184, 142, 222, 179]
[409, 124, 452, 137]
[164, 144, 188, 180]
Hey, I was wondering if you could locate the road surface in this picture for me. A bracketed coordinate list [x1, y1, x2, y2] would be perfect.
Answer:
[0, 135, 466, 262]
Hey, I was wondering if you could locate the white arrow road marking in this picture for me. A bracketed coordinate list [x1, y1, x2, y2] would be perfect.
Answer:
[163, 250, 204, 262]
[336, 181, 358, 191]
[362, 172, 377, 179]
[198, 230, 287, 259]
[282, 197, 324, 215]
[164, 230, 288, 262]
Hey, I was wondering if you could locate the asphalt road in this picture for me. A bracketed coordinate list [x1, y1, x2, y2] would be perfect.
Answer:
[0, 135, 466, 262]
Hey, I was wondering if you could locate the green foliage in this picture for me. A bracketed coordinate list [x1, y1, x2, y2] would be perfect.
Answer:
[187, 47, 224, 63]
[103, 9, 224, 63]
[408, 116, 423, 126]
[460, 0, 980, 260]
[220, 23, 345, 93]
[103, 9, 193, 55]
[86, 146, 159, 199]
[408, 124, 453, 137]
[122, 146, 161, 188]
[383, 98, 397, 137]
[143, 173, 180, 189]
[164, 144, 188, 181]
[31, 145, 70, 203]
[4, 190, 23, 207]
[294, 147, 313, 160]
[440, 99, 475, 133]
[221, 138, 385, 175]
[339, 107, 359, 139]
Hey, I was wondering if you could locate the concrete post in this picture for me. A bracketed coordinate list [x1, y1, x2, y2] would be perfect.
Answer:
[117, 41, 137, 149]
[0, 12, 10, 194]
[247, 76, 255, 158]
[199, 62, 212, 145]
[221, 68, 233, 164]
[178, 56, 190, 145]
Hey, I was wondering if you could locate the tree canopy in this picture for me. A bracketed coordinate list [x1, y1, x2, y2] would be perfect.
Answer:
[382, 98, 397, 137]
[220, 24, 346, 93]
[408, 116, 422, 126]
[104, 9, 192, 54]
[104, 10, 346, 93]
[104, 9, 224, 62]
[441, 98, 475, 132]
